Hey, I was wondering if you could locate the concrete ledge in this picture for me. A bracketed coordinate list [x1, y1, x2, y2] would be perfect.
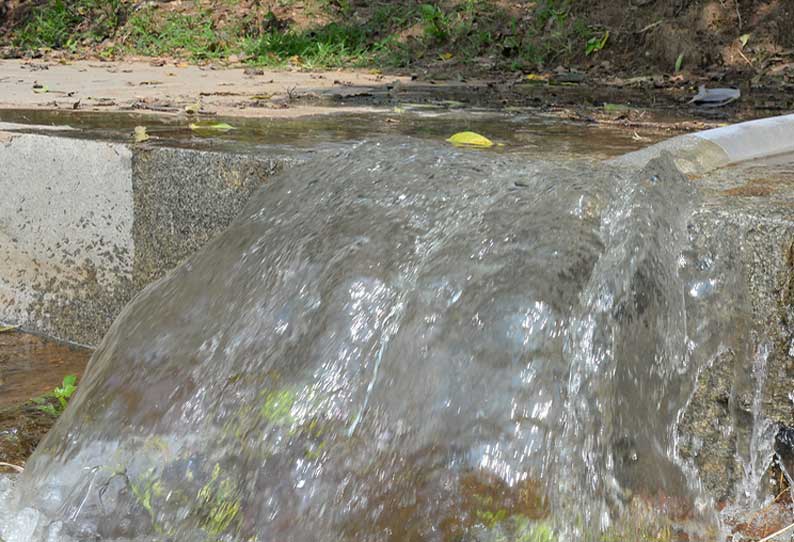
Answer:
[0, 131, 294, 345]
[611, 113, 794, 174]
[0, 132, 133, 345]
[3, 114, 794, 347]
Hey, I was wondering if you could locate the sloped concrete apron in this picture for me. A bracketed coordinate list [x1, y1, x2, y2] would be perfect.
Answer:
[0, 129, 289, 345]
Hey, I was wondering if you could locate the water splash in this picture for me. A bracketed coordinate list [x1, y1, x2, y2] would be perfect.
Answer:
[736, 341, 777, 507]
[0, 140, 757, 541]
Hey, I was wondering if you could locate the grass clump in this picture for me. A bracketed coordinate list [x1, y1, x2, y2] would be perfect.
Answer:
[12, 0, 126, 50]
[125, 8, 229, 60]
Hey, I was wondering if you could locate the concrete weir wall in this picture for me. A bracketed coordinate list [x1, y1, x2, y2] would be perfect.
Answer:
[0, 129, 289, 345]
[1, 115, 794, 503]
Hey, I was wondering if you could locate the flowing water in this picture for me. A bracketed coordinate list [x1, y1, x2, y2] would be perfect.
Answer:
[0, 140, 759, 541]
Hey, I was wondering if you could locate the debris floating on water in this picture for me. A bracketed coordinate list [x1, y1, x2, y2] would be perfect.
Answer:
[446, 131, 494, 148]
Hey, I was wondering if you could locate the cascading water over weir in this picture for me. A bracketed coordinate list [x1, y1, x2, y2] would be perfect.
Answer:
[0, 138, 776, 541]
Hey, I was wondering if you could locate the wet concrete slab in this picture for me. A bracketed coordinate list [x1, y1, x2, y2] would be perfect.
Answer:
[0, 112, 666, 345]
[3, 110, 794, 501]
[1, 111, 794, 515]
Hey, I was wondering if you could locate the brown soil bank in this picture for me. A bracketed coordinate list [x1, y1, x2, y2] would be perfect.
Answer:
[574, 0, 794, 77]
[0, 0, 792, 86]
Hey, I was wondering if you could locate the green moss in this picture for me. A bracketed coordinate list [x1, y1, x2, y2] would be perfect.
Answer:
[196, 463, 242, 537]
[476, 507, 510, 529]
[129, 468, 162, 516]
[128, 466, 175, 536]
[512, 517, 556, 542]
[259, 388, 297, 426]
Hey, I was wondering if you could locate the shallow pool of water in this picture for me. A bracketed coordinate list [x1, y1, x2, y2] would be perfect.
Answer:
[0, 108, 666, 160]
[0, 331, 91, 409]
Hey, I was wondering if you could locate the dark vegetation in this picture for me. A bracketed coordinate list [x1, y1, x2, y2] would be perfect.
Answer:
[0, 0, 611, 70]
[1, 0, 793, 80]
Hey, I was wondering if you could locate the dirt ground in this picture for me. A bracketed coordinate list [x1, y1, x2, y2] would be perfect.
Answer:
[0, 58, 408, 118]
[0, 0, 793, 125]
[1, 57, 792, 135]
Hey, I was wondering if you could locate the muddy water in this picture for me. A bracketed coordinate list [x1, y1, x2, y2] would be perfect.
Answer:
[0, 331, 92, 469]
[0, 331, 91, 408]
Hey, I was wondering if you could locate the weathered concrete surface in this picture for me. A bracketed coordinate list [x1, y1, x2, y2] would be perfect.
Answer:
[680, 154, 794, 501]
[131, 147, 287, 289]
[0, 130, 292, 344]
[0, 131, 134, 345]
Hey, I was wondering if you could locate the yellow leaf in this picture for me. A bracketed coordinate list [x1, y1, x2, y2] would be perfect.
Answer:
[526, 73, 546, 82]
[32, 84, 49, 94]
[446, 131, 494, 148]
[133, 126, 150, 143]
[189, 121, 235, 136]
[739, 33, 751, 49]
[0, 325, 18, 333]
[439, 52, 453, 61]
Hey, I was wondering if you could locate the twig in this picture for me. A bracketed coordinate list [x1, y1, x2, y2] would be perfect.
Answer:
[758, 521, 794, 542]
[0, 462, 23, 473]
[639, 19, 664, 33]
[738, 48, 754, 68]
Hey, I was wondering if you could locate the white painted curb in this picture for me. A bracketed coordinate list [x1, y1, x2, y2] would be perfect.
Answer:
[697, 113, 794, 163]
[612, 113, 794, 174]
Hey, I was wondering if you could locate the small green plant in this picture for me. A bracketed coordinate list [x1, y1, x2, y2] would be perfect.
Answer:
[33, 374, 78, 416]
[585, 30, 609, 55]
[419, 3, 451, 42]
[674, 53, 684, 72]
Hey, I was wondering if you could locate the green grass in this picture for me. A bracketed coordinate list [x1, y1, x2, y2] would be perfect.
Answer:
[4, 0, 609, 72]
[125, 9, 230, 60]
[244, 24, 376, 68]
[13, 0, 125, 50]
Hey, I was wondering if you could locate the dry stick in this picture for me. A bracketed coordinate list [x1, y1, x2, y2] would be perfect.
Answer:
[0, 462, 23, 473]
[758, 522, 794, 542]
[738, 48, 756, 71]
[639, 19, 664, 33]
